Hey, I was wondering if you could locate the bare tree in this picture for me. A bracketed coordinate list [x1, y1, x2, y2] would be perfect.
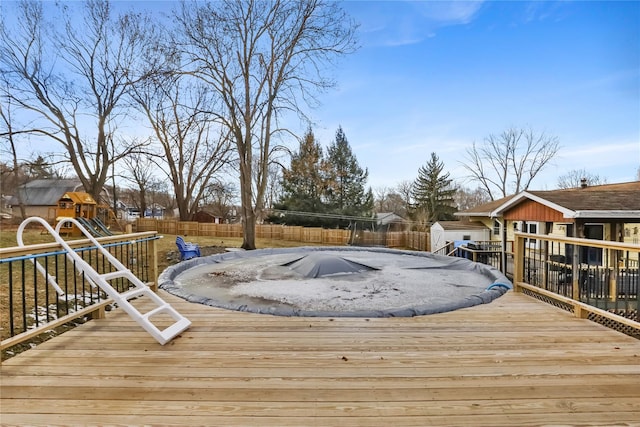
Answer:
[461, 127, 560, 200]
[0, 0, 153, 201]
[120, 149, 156, 216]
[200, 181, 237, 222]
[374, 186, 391, 212]
[263, 160, 283, 217]
[175, 0, 357, 249]
[454, 185, 491, 211]
[131, 75, 233, 221]
[374, 186, 409, 217]
[0, 92, 27, 219]
[395, 180, 415, 217]
[557, 168, 607, 189]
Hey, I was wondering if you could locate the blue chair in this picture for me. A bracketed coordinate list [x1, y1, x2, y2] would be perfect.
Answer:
[176, 236, 201, 260]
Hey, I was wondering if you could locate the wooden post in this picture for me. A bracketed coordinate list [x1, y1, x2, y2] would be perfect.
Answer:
[609, 222, 622, 302]
[541, 222, 552, 290]
[513, 233, 525, 292]
[90, 304, 106, 320]
[572, 222, 583, 300]
[149, 234, 159, 292]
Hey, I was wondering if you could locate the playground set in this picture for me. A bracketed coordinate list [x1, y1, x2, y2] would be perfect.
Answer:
[54, 191, 115, 237]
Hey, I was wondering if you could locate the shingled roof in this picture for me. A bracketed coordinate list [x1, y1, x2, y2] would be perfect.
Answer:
[14, 179, 83, 206]
[528, 182, 640, 212]
[455, 194, 516, 217]
[457, 181, 640, 219]
[434, 220, 490, 231]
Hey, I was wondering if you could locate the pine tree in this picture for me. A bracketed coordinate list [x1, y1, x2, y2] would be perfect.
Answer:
[325, 126, 373, 221]
[411, 152, 457, 223]
[273, 128, 329, 226]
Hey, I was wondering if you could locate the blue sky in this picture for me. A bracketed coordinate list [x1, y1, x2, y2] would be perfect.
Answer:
[5, 1, 639, 194]
[303, 0, 640, 191]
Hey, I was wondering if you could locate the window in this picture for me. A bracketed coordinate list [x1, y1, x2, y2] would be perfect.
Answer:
[462, 235, 471, 241]
[582, 224, 603, 265]
[524, 221, 538, 248]
[493, 220, 500, 236]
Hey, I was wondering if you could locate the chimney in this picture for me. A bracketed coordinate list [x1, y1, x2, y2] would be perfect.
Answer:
[580, 177, 588, 188]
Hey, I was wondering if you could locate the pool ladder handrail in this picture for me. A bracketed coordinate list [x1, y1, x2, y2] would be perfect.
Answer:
[17, 216, 191, 345]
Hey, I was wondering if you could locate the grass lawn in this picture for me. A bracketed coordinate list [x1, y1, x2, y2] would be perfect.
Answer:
[1, 225, 324, 273]
[153, 233, 326, 274]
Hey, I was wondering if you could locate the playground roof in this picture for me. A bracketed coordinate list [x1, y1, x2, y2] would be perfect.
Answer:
[59, 192, 96, 205]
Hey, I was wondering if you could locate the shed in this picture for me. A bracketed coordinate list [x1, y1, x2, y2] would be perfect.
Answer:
[430, 221, 490, 252]
[193, 210, 223, 224]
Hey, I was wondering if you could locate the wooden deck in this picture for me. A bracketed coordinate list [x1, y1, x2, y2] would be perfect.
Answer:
[1, 291, 639, 426]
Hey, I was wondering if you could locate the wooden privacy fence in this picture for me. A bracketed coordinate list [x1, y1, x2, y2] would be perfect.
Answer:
[135, 219, 430, 251]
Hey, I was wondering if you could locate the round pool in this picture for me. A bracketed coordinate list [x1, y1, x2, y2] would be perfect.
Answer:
[158, 246, 512, 318]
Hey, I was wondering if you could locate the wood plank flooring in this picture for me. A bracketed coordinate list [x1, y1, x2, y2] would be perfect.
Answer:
[2, 291, 639, 426]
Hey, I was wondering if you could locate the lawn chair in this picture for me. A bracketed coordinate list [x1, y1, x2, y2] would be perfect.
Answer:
[176, 236, 201, 260]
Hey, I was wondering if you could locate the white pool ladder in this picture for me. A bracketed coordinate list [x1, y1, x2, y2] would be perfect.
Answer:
[17, 216, 191, 345]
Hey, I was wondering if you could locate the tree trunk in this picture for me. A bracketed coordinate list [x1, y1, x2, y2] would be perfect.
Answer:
[239, 158, 256, 250]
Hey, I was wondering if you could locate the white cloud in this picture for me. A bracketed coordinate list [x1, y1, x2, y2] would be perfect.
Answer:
[348, 1, 484, 48]
[415, 1, 485, 25]
[558, 141, 639, 165]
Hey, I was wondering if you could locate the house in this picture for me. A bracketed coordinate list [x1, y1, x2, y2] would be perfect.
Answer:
[144, 203, 165, 219]
[6, 178, 115, 225]
[193, 210, 224, 224]
[375, 212, 409, 232]
[1, 194, 12, 219]
[455, 181, 640, 267]
[7, 179, 85, 220]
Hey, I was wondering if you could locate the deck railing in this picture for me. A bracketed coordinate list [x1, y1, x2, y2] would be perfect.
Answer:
[446, 234, 639, 338]
[0, 232, 160, 352]
[444, 240, 515, 278]
[3, 225, 638, 356]
[512, 232, 639, 337]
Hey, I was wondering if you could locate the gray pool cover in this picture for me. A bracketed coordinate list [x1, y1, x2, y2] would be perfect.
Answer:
[158, 246, 512, 318]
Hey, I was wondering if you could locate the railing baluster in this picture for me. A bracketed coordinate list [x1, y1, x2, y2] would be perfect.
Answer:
[8, 263, 14, 336]
[2, 231, 160, 352]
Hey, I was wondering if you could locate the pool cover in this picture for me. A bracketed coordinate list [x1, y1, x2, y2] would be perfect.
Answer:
[158, 246, 512, 318]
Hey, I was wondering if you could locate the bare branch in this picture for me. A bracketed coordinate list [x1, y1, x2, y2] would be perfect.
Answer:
[0, 0, 156, 201]
[174, 0, 357, 248]
[461, 126, 560, 200]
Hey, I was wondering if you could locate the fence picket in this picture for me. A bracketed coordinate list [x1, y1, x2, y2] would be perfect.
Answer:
[135, 219, 430, 250]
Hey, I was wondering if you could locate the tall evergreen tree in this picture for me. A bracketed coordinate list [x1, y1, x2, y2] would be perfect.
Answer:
[325, 126, 373, 220]
[411, 152, 457, 223]
[272, 128, 329, 226]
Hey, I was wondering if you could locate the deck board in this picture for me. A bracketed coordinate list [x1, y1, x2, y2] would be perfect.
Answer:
[2, 291, 639, 426]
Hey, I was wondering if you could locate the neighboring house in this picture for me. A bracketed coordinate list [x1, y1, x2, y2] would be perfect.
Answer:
[1, 194, 12, 218]
[115, 200, 140, 222]
[455, 181, 640, 265]
[6, 179, 114, 223]
[375, 212, 409, 232]
[144, 204, 165, 219]
[193, 210, 223, 224]
[430, 220, 491, 252]
[8, 179, 85, 220]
